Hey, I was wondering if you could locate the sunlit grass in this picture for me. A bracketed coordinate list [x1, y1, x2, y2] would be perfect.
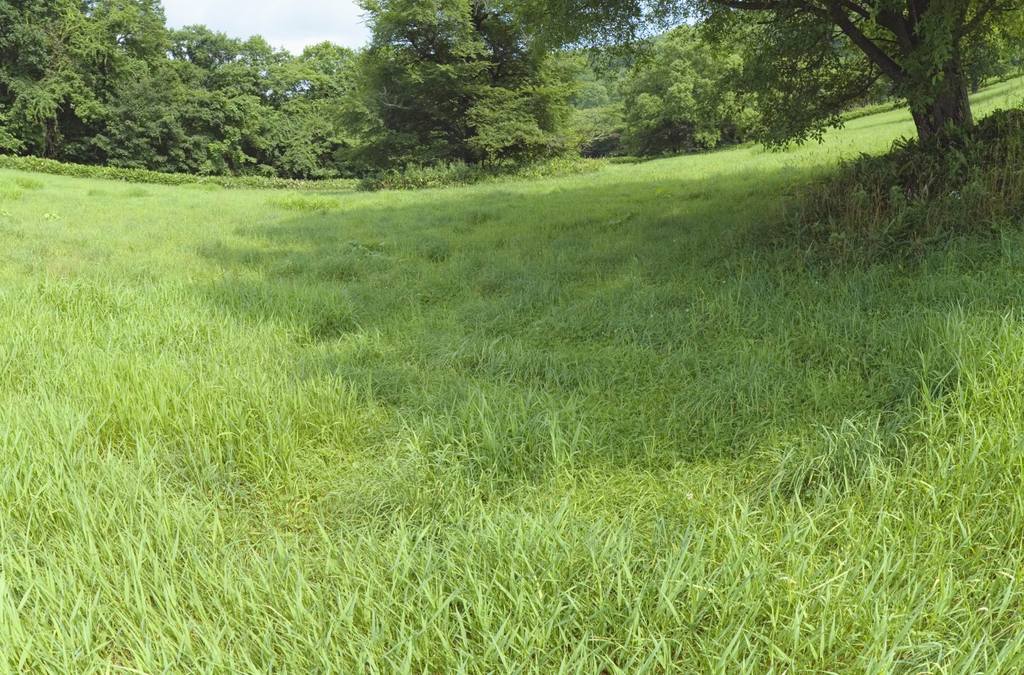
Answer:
[0, 79, 1022, 670]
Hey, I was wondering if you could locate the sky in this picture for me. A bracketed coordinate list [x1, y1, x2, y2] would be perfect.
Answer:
[161, 0, 372, 54]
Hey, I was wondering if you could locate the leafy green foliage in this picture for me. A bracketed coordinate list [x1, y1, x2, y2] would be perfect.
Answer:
[353, 0, 576, 169]
[0, 0, 586, 178]
[563, 52, 628, 157]
[793, 107, 1024, 260]
[620, 26, 752, 155]
[0, 0, 113, 157]
[0, 154, 356, 190]
[356, 156, 602, 190]
[527, 0, 1024, 145]
[0, 3, 361, 179]
[564, 30, 755, 159]
[95, 28, 362, 179]
[706, 10, 881, 146]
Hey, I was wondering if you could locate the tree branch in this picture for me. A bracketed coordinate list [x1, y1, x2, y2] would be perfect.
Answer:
[957, 0, 1002, 38]
[714, 0, 779, 10]
[827, 2, 906, 82]
[874, 8, 915, 53]
[839, 0, 871, 20]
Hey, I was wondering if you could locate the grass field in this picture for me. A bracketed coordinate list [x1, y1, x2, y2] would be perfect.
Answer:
[1, 78, 1024, 671]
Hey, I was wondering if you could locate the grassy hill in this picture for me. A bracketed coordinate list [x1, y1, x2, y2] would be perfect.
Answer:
[0, 78, 1023, 671]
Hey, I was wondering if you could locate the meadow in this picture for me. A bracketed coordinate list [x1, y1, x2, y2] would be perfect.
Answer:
[1, 78, 1023, 671]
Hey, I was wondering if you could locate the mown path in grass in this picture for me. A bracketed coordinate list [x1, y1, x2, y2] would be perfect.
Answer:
[0, 79, 1022, 671]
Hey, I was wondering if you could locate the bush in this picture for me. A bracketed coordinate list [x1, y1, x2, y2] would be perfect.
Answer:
[0, 155, 358, 192]
[357, 156, 604, 192]
[790, 108, 1024, 260]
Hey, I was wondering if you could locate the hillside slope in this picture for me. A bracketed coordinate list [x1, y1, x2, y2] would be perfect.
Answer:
[0, 79, 1022, 670]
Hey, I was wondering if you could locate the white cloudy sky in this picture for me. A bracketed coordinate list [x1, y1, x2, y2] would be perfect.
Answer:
[161, 0, 372, 53]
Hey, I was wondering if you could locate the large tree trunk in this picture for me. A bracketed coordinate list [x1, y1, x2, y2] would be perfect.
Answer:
[910, 66, 974, 143]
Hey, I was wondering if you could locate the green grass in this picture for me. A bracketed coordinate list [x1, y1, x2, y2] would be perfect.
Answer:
[0, 79, 1023, 671]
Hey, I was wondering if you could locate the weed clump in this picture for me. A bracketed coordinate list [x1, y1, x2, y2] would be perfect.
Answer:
[793, 108, 1024, 260]
[14, 176, 44, 190]
[756, 416, 907, 500]
[269, 194, 341, 213]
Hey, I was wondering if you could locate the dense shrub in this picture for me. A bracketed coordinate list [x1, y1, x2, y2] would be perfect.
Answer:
[0, 152, 600, 193]
[791, 108, 1024, 260]
[357, 156, 603, 191]
[0, 155, 357, 191]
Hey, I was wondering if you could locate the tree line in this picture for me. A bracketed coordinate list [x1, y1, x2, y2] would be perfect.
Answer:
[2, 0, 1022, 180]
[1, 0, 591, 179]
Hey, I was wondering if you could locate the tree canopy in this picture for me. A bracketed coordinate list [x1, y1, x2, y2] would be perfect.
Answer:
[0, 0, 585, 177]
[0, 2, 367, 178]
[620, 25, 751, 154]
[524, 0, 1024, 143]
[353, 0, 576, 169]
[3, 0, 1022, 177]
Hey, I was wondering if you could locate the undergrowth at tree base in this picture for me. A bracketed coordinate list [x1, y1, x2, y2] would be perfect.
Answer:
[792, 108, 1024, 261]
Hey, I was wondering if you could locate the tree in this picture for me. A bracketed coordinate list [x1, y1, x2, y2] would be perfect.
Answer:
[1, 4, 360, 178]
[262, 43, 362, 178]
[0, 0, 104, 158]
[0, 0, 171, 161]
[521, 0, 1024, 144]
[355, 0, 575, 169]
[620, 25, 751, 154]
[98, 27, 360, 178]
